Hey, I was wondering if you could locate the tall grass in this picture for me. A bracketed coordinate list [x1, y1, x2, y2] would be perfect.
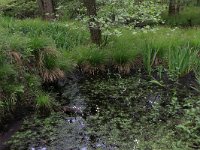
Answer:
[131, 28, 200, 76]
[71, 45, 107, 74]
[142, 46, 160, 74]
[109, 30, 139, 65]
[167, 47, 199, 77]
[0, 17, 89, 50]
[1, 16, 200, 77]
[107, 31, 140, 73]
[63, 27, 200, 76]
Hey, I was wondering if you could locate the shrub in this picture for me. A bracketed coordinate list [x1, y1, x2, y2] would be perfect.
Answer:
[0, 0, 39, 18]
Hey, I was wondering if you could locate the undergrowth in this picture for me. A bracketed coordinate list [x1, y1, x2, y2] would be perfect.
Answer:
[163, 6, 200, 27]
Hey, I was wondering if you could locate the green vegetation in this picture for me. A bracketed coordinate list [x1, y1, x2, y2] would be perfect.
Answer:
[0, 17, 200, 130]
[0, 0, 13, 5]
[0, 0, 38, 18]
[8, 76, 200, 149]
[35, 94, 55, 116]
[163, 6, 200, 26]
[0, 0, 200, 149]
[80, 77, 200, 149]
[8, 113, 64, 149]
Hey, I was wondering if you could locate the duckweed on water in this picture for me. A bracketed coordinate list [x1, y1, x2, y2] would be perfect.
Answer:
[8, 75, 200, 149]
[80, 76, 200, 149]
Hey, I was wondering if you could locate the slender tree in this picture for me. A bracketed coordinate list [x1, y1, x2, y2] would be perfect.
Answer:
[37, 0, 55, 20]
[176, 0, 181, 14]
[197, 0, 200, 6]
[83, 0, 102, 45]
[169, 0, 176, 15]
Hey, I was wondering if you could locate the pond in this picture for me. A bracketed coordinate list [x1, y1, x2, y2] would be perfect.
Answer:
[7, 74, 200, 150]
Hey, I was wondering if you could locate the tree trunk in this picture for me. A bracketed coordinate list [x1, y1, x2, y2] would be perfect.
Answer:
[37, 0, 55, 20]
[176, 0, 181, 14]
[197, 0, 200, 6]
[169, 0, 176, 15]
[83, 0, 101, 45]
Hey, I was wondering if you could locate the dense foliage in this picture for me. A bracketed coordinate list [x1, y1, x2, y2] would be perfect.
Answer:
[0, 0, 39, 18]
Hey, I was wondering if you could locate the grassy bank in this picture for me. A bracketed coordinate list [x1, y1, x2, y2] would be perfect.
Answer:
[0, 17, 88, 128]
[0, 16, 200, 129]
[67, 27, 200, 78]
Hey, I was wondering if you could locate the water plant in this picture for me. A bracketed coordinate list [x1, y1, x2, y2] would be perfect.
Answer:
[142, 45, 160, 75]
[167, 46, 199, 77]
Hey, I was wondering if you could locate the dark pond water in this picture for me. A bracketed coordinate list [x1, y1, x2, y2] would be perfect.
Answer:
[44, 74, 197, 150]
[7, 74, 200, 150]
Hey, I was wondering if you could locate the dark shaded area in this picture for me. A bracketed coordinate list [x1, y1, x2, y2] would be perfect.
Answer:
[0, 121, 22, 150]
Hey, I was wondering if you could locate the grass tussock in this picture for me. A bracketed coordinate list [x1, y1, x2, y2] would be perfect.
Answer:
[35, 94, 55, 116]
[73, 45, 107, 75]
